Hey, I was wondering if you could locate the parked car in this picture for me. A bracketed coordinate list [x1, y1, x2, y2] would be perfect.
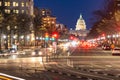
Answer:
[112, 48, 120, 55]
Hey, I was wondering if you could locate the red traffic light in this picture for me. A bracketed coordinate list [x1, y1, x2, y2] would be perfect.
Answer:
[52, 32, 58, 38]
[69, 35, 76, 40]
[70, 36, 74, 40]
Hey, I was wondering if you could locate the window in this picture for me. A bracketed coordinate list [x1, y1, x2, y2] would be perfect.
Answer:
[13, 2, 18, 7]
[26, 10, 28, 14]
[15, 10, 18, 14]
[42, 11, 45, 15]
[26, 2, 28, 7]
[22, 10, 25, 13]
[7, 26, 10, 30]
[0, 2, 2, 6]
[21, 2, 24, 7]
[13, 10, 19, 14]
[15, 26, 17, 29]
[5, 2, 10, 6]
[5, 9, 10, 14]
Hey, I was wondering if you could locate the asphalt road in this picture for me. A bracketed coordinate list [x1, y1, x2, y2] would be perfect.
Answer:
[0, 47, 120, 80]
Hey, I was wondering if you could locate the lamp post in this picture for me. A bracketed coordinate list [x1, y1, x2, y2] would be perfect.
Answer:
[26, 35, 30, 47]
[20, 35, 24, 50]
[3, 35, 7, 49]
[0, 13, 4, 50]
[45, 32, 50, 62]
[0, 27, 1, 50]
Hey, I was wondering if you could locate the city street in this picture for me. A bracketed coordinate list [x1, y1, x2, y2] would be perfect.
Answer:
[0, 47, 119, 80]
[0, 0, 120, 80]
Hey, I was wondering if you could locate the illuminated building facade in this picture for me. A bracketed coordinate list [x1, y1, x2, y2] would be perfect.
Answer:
[75, 14, 86, 30]
[0, 0, 34, 49]
[42, 16, 56, 34]
[40, 9, 56, 34]
[69, 14, 89, 40]
[40, 8, 51, 17]
[0, 0, 33, 16]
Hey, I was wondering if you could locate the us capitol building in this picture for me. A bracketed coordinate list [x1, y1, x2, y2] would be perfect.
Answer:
[69, 14, 89, 40]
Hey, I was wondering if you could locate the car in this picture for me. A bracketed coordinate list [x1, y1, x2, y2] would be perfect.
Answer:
[8, 48, 18, 54]
[0, 50, 9, 56]
[102, 45, 111, 50]
[112, 48, 120, 55]
[31, 49, 43, 56]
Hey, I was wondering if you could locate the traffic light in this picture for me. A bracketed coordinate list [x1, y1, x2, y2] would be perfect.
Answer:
[51, 36, 55, 41]
[69, 35, 74, 40]
[102, 33, 105, 36]
[52, 32, 58, 39]
[70, 35, 74, 40]
[45, 32, 49, 41]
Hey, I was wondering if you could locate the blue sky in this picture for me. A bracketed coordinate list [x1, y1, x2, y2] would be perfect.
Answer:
[34, 0, 105, 30]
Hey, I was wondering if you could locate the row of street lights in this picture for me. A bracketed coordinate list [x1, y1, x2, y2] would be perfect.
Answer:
[0, 34, 34, 50]
[88, 33, 120, 46]
[0, 31, 59, 50]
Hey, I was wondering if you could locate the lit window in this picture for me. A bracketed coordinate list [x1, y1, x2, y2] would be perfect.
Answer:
[22, 10, 24, 13]
[0, 2, 2, 6]
[21, 2, 24, 7]
[26, 10, 28, 14]
[15, 26, 17, 29]
[4, 2, 7, 6]
[13, 10, 15, 13]
[13, 10, 19, 14]
[5, 2, 10, 6]
[16, 10, 19, 14]
[7, 26, 10, 30]
[16, 2, 18, 6]
[5, 9, 10, 14]
[26, 2, 28, 7]
[13, 2, 18, 6]
[42, 11, 45, 15]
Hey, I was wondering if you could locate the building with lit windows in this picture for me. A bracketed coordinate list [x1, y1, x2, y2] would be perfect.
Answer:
[33, 8, 57, 46]
[39, 9, 56, 34]
[42, 16, 56, 34]
[40, 8, 51, 17]
[0, 0, 34, 49]
[0, 0, 33, 15]
[69, 14, 89, 40]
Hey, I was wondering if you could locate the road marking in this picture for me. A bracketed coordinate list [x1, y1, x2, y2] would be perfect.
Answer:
[0, 76, 12, 80]
[0, 73, 25, 80]
[58, 56, 120, 58]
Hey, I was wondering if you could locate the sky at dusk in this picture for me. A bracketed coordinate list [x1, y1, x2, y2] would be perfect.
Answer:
[34, 0, 105, 30]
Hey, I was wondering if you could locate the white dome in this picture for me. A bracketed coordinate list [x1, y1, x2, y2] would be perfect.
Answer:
[75, 14, 86, 30]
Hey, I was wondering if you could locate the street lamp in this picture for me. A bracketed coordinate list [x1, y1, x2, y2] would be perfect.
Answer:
[13, 35, 17, 39]
[3, 35, 6, 39]
[20, 35, 24, 39]
[27, 35, 30, 40]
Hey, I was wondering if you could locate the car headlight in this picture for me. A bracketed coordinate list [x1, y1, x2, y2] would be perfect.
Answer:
[11, 50, 15, 53]
[31, 52, 35, 55]
[38, 51, 42, 55]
